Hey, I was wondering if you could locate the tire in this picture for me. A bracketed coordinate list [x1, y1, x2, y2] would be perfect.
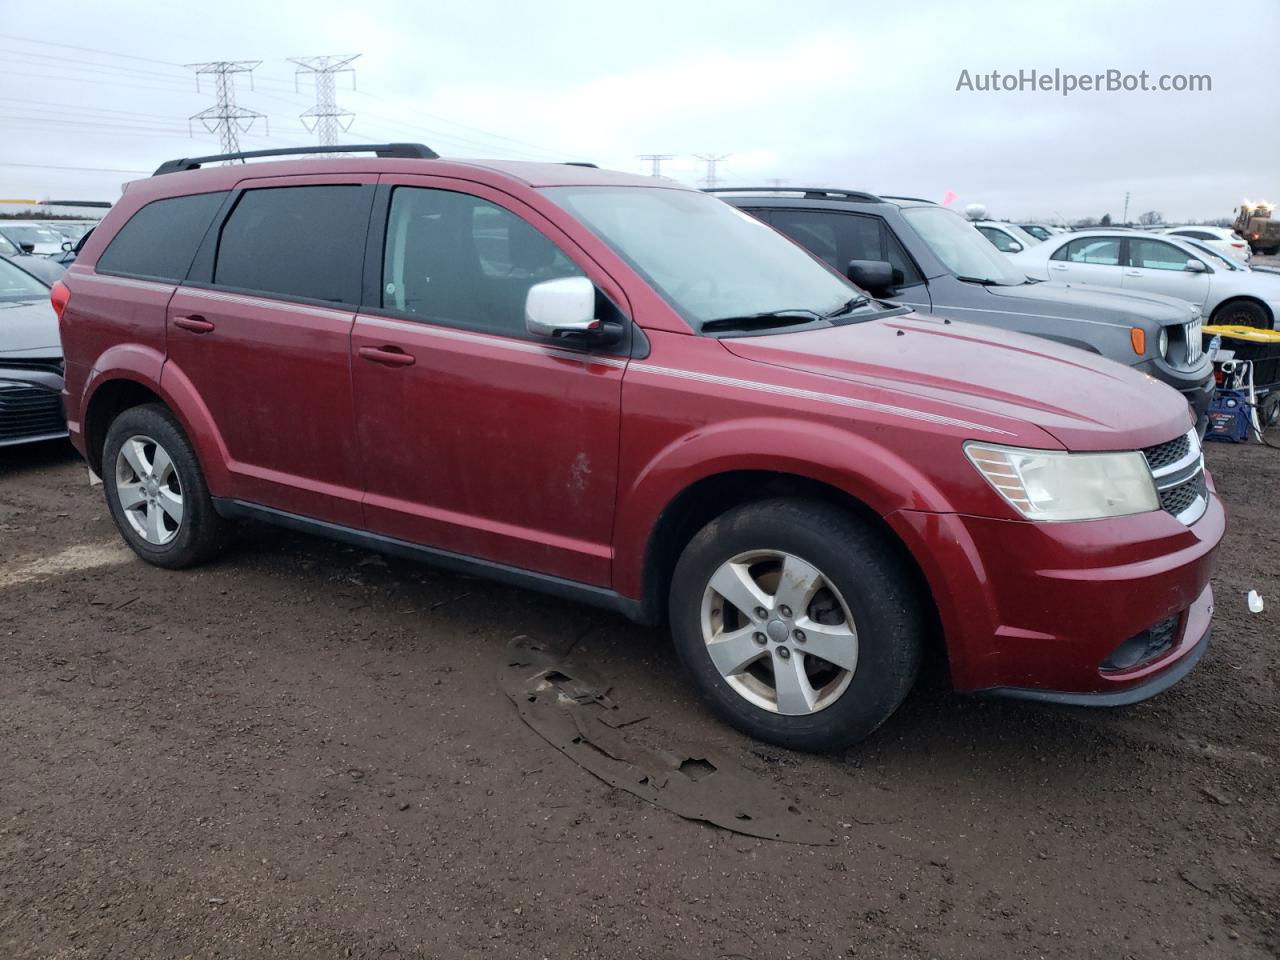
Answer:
[102, 403, 231, 569]
[1212, 300, 1271, 330]
[668, 498, 925, 752]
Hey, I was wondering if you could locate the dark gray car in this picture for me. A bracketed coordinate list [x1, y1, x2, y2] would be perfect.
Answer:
[0, 257, 67, 448]
[716, 189, 1214, 431]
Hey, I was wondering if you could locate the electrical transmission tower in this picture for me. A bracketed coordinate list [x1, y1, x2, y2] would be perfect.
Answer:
[186, 61, 267, 157]
[289, 54, 360, 147]
[764, 178, 789, 189]
[638, 154, 675, 177]
[695, 154, 730, 189]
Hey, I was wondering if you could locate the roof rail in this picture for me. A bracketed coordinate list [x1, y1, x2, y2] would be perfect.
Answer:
[879, 195, 935, 204]
[562, 162, 598, 168]
[153, 143, 438, 176]
[702, 187, 883, 203]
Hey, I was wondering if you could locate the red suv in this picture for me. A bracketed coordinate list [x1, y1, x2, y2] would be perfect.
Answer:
[54, 144, 1224, 751]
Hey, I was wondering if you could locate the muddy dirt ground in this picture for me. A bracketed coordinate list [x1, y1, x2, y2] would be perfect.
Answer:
[1, 436, 1276, 959]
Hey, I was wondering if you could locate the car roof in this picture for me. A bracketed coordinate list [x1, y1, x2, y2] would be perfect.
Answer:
[123, 156, 684, 204]
[708, 188, 937, 209]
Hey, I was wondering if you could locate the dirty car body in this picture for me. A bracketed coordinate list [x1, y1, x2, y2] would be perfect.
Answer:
[56, 150, 1223, 750]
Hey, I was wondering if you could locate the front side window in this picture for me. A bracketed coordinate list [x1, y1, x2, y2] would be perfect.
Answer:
[1061, 238, 1122, 265]
[544, 187, 856, 326]
[1129, 239, 1193, 271]
[382, 187, 583, 337]
[977, 226, 1020, 253]
[97, 192, 226, 282]
[0, 232, 17, 256]
[768, 209, 923, 287]
[215, 185, 370, 304]
[899, 206, 1026, 285]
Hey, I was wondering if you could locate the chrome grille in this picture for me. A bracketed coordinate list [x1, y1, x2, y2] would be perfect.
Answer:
[1184, 319, 1202, 365]
[1142, 428, 1207, 525]
[0, 357, 64, 376]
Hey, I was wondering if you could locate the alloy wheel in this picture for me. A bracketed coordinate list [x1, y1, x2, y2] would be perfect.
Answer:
[115, 434, 184, 546]
[699, 549, 858, 715]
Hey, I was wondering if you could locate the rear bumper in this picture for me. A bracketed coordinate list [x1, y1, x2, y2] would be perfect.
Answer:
[887, 484, 1224, 699]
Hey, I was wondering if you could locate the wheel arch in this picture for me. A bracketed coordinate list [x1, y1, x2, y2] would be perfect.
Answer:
[1211, 295, 1274, 328]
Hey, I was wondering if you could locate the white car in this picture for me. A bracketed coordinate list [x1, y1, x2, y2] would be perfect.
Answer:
[972, 220, 1042, 255]
[1159, 225, 1252, 264]
[0, 221, 66, 256]
[1009, 229, 1280, 329]
[1019, 223, 1068, 241]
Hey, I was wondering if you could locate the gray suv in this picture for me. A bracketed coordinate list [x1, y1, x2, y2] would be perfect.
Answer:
[716, 189, 1214, 432]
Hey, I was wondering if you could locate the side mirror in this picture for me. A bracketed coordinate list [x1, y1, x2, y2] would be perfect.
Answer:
[18, 242, 35, 254]
[61, 240, 74, 252]
[846, 259, 894, 293]
[1008, 241, 1023, 253]
[525, 276, 602, 339]
[1184, 259, 1207, 273]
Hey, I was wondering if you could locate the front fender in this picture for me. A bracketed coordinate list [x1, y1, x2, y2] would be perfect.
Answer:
[612, 416, 955, 600]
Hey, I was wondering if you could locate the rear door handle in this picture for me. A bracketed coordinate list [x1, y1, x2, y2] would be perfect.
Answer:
[1124, 270, 1143, 277]
[358, 345, 416, 367]
[1049, 264, 1068, 270]
[173, 315, 215, 333]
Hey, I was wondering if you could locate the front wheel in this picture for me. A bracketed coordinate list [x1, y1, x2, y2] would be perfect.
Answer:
[1213, 300, 1271, 329]
[669, 498, 926, 752]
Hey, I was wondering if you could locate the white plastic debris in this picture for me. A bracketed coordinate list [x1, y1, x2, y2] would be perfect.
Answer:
[1247, 591, 1264, 614]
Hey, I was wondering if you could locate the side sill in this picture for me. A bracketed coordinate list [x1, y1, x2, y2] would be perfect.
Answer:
[211, 498, 649, 623]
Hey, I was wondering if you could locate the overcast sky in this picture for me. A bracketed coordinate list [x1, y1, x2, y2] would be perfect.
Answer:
[1, 0, 1276, 222]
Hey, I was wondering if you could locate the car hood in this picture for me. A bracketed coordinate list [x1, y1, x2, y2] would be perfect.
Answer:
[719, 312, 1192, 451]
[0, 298, 62, 358]
[983, 280, 1196, 326]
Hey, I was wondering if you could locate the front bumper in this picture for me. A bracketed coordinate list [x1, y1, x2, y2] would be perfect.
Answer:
[887, 483, 1225, 700]
[1134, 358, 1214, 436]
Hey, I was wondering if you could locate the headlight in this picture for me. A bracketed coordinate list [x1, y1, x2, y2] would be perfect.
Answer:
[965, 443, 1159, 521]
[1158, 328, 1169, 358]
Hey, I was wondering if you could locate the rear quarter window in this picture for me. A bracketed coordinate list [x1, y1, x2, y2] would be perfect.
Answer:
[96, 192, 227, 282]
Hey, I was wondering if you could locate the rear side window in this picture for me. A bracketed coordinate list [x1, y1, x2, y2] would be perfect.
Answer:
[96, 192, 226, 282]
[214, 185, 371, 304]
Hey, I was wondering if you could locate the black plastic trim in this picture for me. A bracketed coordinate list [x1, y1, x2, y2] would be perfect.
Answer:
[154, 143, 437, 175]
[982, 626, 1210, 707]
[210, 499, 648, 622]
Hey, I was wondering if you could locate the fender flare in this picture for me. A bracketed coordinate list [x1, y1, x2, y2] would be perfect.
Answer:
[611, 416, 956, 601]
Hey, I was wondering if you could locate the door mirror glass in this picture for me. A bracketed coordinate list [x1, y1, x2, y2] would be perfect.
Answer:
[61, 240, 74, 252]
[846, 259, 894, 293]
[1184, 258, 1207, 273]
[525, 276, 600, 338]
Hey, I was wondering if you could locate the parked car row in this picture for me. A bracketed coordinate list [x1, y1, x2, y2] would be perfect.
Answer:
[37, 144, 1221, 753]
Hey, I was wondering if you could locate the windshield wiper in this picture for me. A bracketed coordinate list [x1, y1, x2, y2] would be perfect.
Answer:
[825, 296, 870, 318]
[700, 309, 823, 334]
[955, 275, 1002, 286]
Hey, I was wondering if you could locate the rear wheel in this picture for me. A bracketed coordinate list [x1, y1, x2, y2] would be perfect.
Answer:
[1213, 300, 1271, 329]
[102, 404, 231, 568]
[669, 498, 925, 752]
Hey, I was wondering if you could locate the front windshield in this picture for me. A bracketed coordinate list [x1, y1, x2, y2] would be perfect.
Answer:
[1185, 239, 1242, 270]
[543, 186, 856, 327]
[0, 224, 63, 246]
[900, 206, 1027, 285]
[0, 258, 51, 299]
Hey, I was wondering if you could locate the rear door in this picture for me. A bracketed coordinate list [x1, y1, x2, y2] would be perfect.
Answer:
[166, 175, 374, 526]
[1122, 237, 1211, 308]
[349, 176, 628, 585]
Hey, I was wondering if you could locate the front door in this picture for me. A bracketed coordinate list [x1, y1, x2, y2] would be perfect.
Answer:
[166, 176, 374, 526]
[1121, 237, 1211, 309]
[1047, 236, 1126, 290]
[350, 178, 627, 586]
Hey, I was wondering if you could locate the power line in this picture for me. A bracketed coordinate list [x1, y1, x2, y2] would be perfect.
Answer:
[289, 55, 359, 148]
[186, 61, 268, 156]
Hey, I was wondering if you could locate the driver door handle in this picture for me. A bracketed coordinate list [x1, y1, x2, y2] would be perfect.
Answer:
[1124, 269, 1143, 277]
